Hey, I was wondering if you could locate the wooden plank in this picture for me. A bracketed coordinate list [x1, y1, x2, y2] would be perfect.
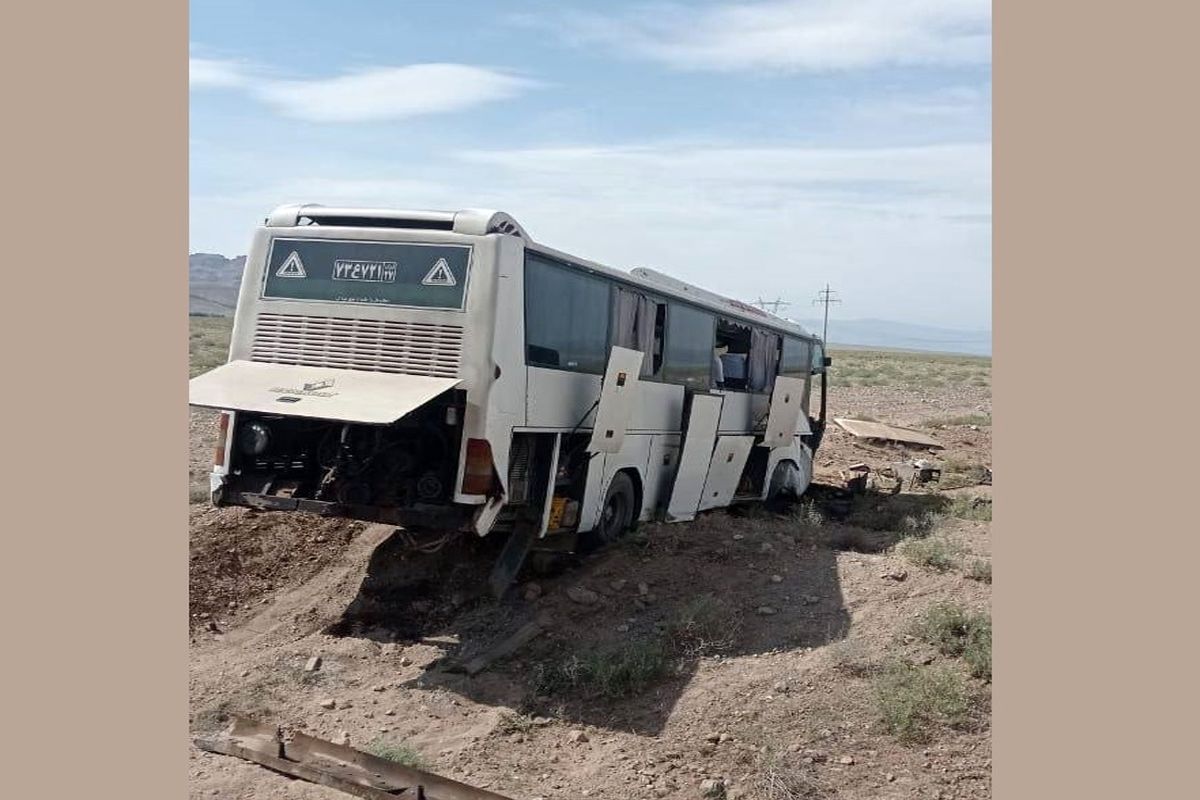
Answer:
[833, 418, 944, 449]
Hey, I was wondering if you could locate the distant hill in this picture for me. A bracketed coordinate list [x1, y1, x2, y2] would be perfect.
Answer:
[794, 318, 991, 357]
[189, 253, 245, 315]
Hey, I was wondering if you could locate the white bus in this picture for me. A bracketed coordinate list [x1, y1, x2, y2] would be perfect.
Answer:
[189, 205, 829, 584]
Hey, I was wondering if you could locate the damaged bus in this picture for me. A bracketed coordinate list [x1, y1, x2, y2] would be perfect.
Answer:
[189, 205, 829, 589]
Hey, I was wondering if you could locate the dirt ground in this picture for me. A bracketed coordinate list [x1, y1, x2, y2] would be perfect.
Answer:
[188, 352, 992, 800]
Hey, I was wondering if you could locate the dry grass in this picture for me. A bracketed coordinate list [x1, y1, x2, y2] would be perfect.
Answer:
[365, 738, 427, 769]
[898, 534, 964, 572]
[829, 349, 991, 390]
[750, 750, 826, 799]
[873, 661, 973, 743]
[666, 594, 743, 658]
[532, 638, 670, 699]
[189, 315, 234, 377]
[964, 558, 992, 583]
[913, 602, 992, 680]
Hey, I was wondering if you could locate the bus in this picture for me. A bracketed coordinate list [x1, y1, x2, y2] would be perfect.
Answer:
[189, 205, 830, 588]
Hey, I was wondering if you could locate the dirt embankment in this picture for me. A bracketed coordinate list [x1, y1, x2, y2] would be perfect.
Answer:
[189, 378, 992, 800]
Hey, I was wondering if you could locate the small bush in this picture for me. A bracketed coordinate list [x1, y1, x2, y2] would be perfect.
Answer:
[913, 602, 992, 680]
[495, 711, 536, 735]
[366, 738, 427, 769]
[666, 594, 742, 657]
[948, 495, 992, 522]
[965, 559, 992, 583]
[751, 750, 825, 799]
[898, 535, 962, 572]
[532, 639, 669, 699]
[873, 661, 972, 743]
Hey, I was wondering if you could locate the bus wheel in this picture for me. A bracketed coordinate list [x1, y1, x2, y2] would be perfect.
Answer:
[586, 472, 636, 550]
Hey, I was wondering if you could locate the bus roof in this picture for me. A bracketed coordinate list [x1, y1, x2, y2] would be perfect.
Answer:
[265, 204, 818, 342]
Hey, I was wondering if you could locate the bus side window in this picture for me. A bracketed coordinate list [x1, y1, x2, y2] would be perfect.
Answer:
[524, 254, 611, 374]
[614, 288, 664, 377]
[662, 304, 716, 387]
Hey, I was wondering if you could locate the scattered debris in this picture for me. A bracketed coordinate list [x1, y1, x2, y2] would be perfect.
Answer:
[839, 463, 872, 493]
[700, 778, 727, 798]
[194, 715, 515, 800]
[756, 606, 778, 616]
[318, 698, 336, 710]
[304, 655, 322, 672]
[566, 586, 600, 605]
[838, 755, 855, 765]
[834, 418, 944, 449]
[566, 729, 589, 744]
[459, 619, 546, 676]
[891, 459, 943, 489]
[881, 569, 908, 582]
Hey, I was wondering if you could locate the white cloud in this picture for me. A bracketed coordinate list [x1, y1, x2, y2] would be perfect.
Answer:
[254, 64, 539, 122]
[189, 57, 251, 88]
[192, 139, 990, 327]
[553, 0, 991, 72]
[190, 55, 539, 122]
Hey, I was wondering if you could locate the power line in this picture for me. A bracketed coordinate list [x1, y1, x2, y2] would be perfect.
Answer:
[812, 284, 841, 342]
[754, 296, 791, 314]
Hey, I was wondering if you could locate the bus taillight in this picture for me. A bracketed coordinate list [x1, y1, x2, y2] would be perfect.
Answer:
[213, 412, 231, 467]
[462, 438, 495, 495]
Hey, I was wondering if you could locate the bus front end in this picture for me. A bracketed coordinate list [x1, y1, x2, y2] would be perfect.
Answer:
[190, 205, 523, 535]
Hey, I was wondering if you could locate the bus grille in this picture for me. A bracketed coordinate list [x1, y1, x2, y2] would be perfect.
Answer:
[250, 313, 463, 378]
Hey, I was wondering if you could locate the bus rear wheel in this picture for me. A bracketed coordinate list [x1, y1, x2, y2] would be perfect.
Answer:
[584, 472, 636, 551]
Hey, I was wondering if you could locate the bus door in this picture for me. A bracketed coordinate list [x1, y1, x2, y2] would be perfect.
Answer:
[587, 346, 645, 454]
[666, 392, 724, 521]
[762, 375, 812, 448]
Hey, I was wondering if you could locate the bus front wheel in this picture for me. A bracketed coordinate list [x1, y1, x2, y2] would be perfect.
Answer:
[585, 472, 636, 550]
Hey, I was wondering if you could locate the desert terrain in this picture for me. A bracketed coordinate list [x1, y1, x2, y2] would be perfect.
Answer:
[188, 317, 992, 799]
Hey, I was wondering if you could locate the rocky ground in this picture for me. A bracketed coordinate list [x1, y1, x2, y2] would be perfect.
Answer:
[188, 353, 992, 800]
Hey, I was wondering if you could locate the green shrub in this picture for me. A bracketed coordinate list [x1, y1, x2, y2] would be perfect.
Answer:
[913, 602, 992, 680]
[532, 639, 669, 699]
[873, 661, 972, 743]
[366, 739, 427, 769]
[898, 535, 962, 571]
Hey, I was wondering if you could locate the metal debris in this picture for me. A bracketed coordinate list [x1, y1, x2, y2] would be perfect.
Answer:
[194, 716, 514, 800]
[833, 418, 944, 449]
[892, 459, 943, 489]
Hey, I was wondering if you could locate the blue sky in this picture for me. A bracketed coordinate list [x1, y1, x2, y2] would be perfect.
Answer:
[190, 0, 991, 330]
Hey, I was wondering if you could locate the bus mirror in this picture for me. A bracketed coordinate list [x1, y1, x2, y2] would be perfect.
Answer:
[823, 356, 832, 367]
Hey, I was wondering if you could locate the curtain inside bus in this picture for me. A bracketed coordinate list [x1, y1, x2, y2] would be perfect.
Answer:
[748, 328, 781, 392]
[615, 288, 656, 376]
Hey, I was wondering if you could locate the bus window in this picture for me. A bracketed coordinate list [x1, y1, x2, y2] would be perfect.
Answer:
[715, 318, 751, 390]
[663, 304, 716, 388]
[811, 340, 826, 373]
[614, 287, 664, 377]
[780, 336, 813, 379]
[525, 254, 611, 373]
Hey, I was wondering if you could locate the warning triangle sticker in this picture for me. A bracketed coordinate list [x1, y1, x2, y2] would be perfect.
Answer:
[276, 251, 307, 278]
[422, 257, 456, 286]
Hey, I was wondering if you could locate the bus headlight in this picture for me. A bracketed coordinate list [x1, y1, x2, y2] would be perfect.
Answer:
[238, 421, 272, 456]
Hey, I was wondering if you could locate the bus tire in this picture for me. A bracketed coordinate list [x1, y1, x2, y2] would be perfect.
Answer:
[584, 472, 636, 551]
[767, 460, 801, 503]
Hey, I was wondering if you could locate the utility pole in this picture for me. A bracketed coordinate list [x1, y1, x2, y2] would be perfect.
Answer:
[755, 296, 791, 315]
[812, 284, 841, 342]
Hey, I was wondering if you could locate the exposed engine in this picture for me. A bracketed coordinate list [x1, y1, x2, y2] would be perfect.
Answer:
[223, 391, 465, 515]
